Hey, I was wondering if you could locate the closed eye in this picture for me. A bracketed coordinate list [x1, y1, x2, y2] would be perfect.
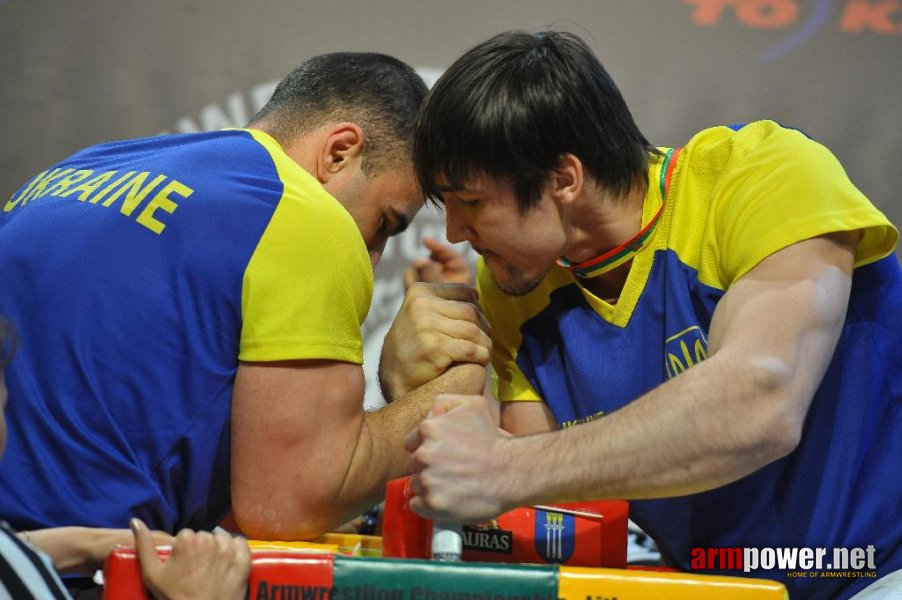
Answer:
[384, 209, 411, 238]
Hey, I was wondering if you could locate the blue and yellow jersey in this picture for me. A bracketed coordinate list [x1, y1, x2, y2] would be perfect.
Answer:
[0, 129, 372, 532]
[479, 121, 901, 598]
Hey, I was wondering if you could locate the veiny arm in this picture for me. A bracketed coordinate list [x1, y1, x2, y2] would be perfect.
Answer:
[408, 232, 857, 522]
[500, 401, 558, 436]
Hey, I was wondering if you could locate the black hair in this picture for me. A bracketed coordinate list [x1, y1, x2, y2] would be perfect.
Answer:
[250, 52, 428, 175]
[415, 30, 657, 211]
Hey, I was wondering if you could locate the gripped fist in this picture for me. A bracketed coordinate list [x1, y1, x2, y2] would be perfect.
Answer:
[405, 394, 514, 524]
[379, 282, 490, 402]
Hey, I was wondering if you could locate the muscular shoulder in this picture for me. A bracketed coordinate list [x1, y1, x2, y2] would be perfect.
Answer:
[239, 131, 371, 363]
[682, 120, 817, 168]
[673, 121, 896, 286]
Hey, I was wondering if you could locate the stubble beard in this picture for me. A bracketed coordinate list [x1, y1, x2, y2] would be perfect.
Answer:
[492, 263, 548, 297]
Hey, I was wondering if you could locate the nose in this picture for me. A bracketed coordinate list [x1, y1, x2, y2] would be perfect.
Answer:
[445, 203, 474, 245]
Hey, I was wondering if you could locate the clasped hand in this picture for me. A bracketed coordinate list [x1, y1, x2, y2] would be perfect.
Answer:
[404, 393, 514, 524]
[379, 281, 491, 402]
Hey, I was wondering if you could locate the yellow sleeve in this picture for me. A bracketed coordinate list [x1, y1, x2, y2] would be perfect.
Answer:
[239, 132, 372, 364]
[710, 122, 898, 285]
[476, 259, 543, 403]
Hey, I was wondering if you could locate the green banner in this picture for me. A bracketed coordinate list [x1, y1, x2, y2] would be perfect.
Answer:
[332, 556, 558, 600]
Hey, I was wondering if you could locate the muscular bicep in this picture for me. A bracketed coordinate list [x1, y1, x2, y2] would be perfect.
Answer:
[501, 400, 558, 436]
[230, 359, 365, 539]
[706, 231, 857, 426]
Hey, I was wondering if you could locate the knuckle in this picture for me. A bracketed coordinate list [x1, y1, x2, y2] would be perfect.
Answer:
[413, 446, 434, 469]
[464, 303, 482, 322]
[480, 330, 492, 346]
[419, 338, 438, 357]
[234, 539, 251, 561]
[409, 294, 427, 311]
[420, 420, 440, 438]
[451, 339, 473, 357]
[426, 492, 452, 514]
[409, 283, 435, 302]
[465, 322, 482, 339]
[419, 470, 438, 492]
[405, 456, 419, 474]
[175, 528, 193, 542]
[466, 340, 487, 360]
[427, 353, 449, 369]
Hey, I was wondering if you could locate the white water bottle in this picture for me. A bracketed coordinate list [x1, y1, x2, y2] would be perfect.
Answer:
[432, 522, 463, 561]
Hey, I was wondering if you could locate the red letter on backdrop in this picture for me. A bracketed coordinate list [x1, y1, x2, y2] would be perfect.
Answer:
[736, 0, 798, 28]
[683, 0, 736, 25]
[840, 0, 902, 33]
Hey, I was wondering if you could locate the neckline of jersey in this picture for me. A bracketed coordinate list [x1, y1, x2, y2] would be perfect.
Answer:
[556, 147, 682, 278]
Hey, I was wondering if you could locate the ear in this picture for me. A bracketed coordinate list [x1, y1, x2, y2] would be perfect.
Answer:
[316, 123, 365, 184]
[549, 153, 583, 207]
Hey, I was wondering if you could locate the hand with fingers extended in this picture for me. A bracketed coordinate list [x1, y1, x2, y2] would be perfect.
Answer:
[17, 525, 174, 576]
[379, 282, 491, 403]
[405, 394, 515, 524]
[404, 238, 474, 289]
[131, 519, 251, 600]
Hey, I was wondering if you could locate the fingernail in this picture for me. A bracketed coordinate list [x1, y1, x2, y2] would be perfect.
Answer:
[130, 518, 141, 533]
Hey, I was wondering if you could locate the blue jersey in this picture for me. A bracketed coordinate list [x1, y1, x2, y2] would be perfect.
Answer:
[0, 129, 372, 532]
[480, 122, 901, 599]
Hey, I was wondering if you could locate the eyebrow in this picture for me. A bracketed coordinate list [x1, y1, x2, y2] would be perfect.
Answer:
[436, 183, 484, 196]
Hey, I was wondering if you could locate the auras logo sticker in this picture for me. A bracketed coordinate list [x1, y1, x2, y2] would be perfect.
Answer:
[683, 0, 902, 62]
[461, 523, 514, 555]
[535, 510, 576, 564]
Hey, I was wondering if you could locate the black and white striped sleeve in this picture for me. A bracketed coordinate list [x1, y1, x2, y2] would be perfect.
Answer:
[0, 521, 70, 600]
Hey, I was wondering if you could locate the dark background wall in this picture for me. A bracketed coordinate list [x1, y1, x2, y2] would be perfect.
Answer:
[2, 0, 899, 405]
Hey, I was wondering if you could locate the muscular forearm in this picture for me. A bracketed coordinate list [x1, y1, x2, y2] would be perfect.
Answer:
[231, 359, 488, 540]
[231, 360, 485, 540]
[338, 363, 487, 520]
[503, 237, 855, 511]
[410, 235, 855, 524]
[501, 353, 803, 510]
